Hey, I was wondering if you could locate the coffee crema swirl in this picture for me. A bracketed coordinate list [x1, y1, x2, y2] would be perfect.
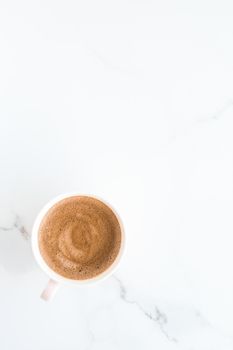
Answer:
[38, 196, 122, 280]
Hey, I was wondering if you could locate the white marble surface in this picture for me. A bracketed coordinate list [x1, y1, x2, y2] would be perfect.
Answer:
[1, 0, 233, 349]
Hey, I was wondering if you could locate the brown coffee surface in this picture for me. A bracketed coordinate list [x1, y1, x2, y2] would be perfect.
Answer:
[38, 196, 121, 280]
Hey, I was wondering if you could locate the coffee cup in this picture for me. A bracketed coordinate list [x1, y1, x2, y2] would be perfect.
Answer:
[31, 193, 125, 301]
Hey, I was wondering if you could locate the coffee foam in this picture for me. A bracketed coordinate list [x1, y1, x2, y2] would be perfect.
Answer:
[38, 196, 121, 280]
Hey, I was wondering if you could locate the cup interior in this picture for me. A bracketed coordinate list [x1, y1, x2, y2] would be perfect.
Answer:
[31, 194, 125, 285]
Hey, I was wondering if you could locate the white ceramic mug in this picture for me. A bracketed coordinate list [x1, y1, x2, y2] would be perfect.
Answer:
[31, 193, 125, 301]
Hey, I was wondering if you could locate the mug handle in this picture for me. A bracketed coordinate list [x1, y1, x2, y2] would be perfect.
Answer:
[41, 279, 60, 301]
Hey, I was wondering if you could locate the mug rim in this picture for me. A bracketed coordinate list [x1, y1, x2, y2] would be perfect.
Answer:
[31, 193, 125, 285]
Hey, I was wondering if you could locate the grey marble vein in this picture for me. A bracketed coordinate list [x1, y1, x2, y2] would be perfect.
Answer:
[0, 215, 30, 240]
[196, 99, 233, 123]
[85, 323, 96, 350]
[83, 45, 138, 77]
[113, 275, 178, 343]
[211, 99, 233, 121]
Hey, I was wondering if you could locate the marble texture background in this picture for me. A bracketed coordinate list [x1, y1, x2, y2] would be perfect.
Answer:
[1, 0, 233, 349]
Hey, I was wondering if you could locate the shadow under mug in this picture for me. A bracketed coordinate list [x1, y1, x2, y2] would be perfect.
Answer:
[31, 193, 125, 301]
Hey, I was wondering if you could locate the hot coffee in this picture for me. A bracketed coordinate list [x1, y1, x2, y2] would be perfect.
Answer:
[38, 196, 121, 280]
